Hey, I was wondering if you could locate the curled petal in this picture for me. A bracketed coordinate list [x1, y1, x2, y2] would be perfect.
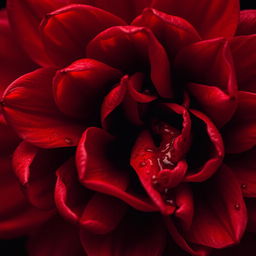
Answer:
[54, 58, 122, 120]
[236, 10, 256, 36]
[185, 110, 224, 182]
[175, 38, 237, 127]
[76, 127, 156, 212]
[1, 68, 85, 148]
[40, 4, 126, 67]
[132, 8, 201, 58]
[223, 91, 256, 154]
[151, 0, 240, 39]
[87, 26, 173, 98]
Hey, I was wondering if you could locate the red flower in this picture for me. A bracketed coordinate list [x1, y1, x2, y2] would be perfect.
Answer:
[0, 0, 256, 255]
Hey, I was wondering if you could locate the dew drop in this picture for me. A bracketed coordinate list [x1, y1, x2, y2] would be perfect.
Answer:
[166, 199, 175, 206]
[241, 184, 247, 189]
[140, 161, 146, 167]
[64, 137, 73, 145]
[234, 203, 241, 210]
[145, 148, 154, 152]
[164, 188, 169, 194]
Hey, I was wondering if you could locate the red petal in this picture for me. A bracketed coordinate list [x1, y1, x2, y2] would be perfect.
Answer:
[40, 4, 126, 67]
[54, 58, 122, 120]
[76, 127, 156, 212]
[0, 10, 36, 95]
[165, 217, 209, 256]
[81, 193, 127, 234]
[13, 141, 71, 209]
[87, 26, 173, 98]
[187, 165, 247, 248]
[175, 38, 237, 127]
[185, 110, 224, 182]
[223, 91, 256, 154]
[225, 147, 256, 197]
[28, 217, 85, 256]
[236, 10, 256, 35]
[6, 0, 65, 66]
[132, 8, 200, 58]
[1, 68, 85, 148]
[151, 0, 239, 39]
[230, 34, 256, 93]
[0, 156, 53, 238]
[81, 212, 166, 256]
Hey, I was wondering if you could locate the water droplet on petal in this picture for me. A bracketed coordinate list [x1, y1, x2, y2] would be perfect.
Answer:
[164, 188, 169, 194]
[64, 137, 73, 145]
[166, 199, 175, 206]
[234, 203, 241, 210]
[241, 184, 247, 189]
[145, 148, 154, 152]
[140, 161, 146, 167]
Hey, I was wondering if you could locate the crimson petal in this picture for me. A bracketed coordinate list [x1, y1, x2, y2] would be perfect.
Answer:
[81, 211, 166, 256]
[175, 38, 237, 127]
[151, 0, 239, 39]
[87, 26, 173, 98]
[40, 4, 126, 67]
[76, 127, 156, 212]
[1, 68, 85, 148]
[54, 58, 122, 120]
[132, 8, 201, 58]
[187, 165, 247, 248]
[230, 35, 256, 93]
[236, 10, 256, 36]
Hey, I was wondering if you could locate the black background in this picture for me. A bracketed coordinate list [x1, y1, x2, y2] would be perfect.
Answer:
[0, 0, 255, 255]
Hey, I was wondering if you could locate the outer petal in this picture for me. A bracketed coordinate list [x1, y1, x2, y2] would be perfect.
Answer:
[175, 38, 237, 127]
[87, 26, 173, 98]
[151, 0, 240, 39]
[40, 4, 126, 67]
[236, 10, 256, 35]
[1, 68, 85, 148]
[132, 8, 201, 58]
[6, 0, 68, 66]
[187, 165, 247, 248]
[13, 141, 71, 209]
[55, 158, 127, 234]
[223, 91, 256, 154]
[225, 147, 256, 198]
[27, 217, 85, 256]
[53, 58, 122, 120]
[230, 34, 256, 93]
[76, 127, 156, 212]
[0, 10, 36, 95]
[81, 211, 166, 256]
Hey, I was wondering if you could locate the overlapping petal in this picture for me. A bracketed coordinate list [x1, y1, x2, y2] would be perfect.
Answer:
[236, 10, 256, 36]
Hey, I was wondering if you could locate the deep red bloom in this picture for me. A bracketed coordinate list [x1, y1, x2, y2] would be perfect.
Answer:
[0, 0, 256, 255]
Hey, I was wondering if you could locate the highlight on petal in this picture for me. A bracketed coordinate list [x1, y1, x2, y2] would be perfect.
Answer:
[132, 8, 201, 58]
[53, 58, 122, 120]
[185, 110, 224, 182]
[1, 68, 85, 148]
[27, 217, 85, 256]
[40, 4, 126, 67]
[175, 38, 238, 127]
[0, 10, 36, 95]
[186, 165, 247, 249]
[55, 157, 127, 234]
[151, 0, 240, 39]
[76, 127, 156, 212]
[223, 91, 256, 154]
[87, 26, 173, 98]
[7, 0, 67, 66]
[81, 211, 166, 256]
[230, 34, 256, 93]
[236, 10, 256, 35]
[13, 141, 71, 209]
